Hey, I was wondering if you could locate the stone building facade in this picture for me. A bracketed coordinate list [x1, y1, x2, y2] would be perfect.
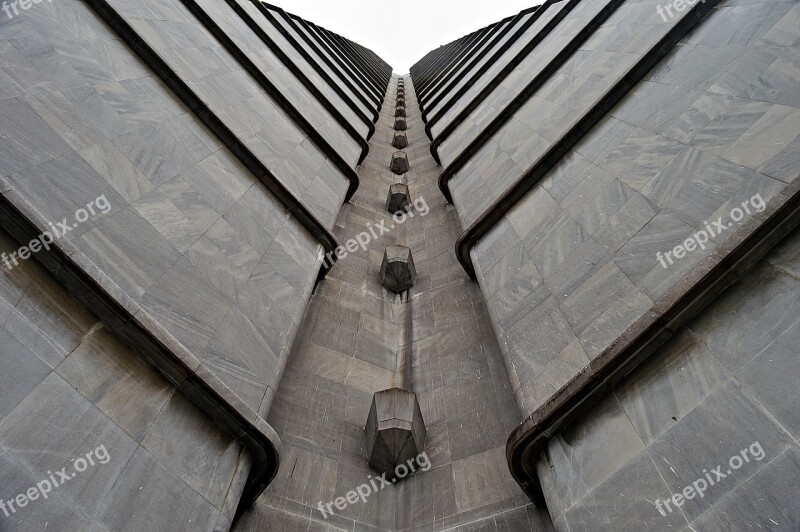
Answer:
[0, 1, 797, 531]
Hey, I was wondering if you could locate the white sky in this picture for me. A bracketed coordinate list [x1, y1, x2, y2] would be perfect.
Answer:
[274, 1, 544, 74]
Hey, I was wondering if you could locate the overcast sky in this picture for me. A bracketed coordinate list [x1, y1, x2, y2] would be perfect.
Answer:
[274, 1, 544, 74]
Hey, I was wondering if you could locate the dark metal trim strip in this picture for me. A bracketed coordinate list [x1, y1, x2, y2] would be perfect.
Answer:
[421, 5, 540, 126]
[413, 33, 475, 88]
[430, 0, 583, 166]
[507, 185, 799, 505]
[419, 20, 507, 111]
[298, 17, 383, 105]
[173, 0, 361, 199]
[326, 29, 386, 92]
[417, 27, 491, 98]
[84, 0, 340, 282]
[455, 0, 719, 280]
[258, 2, 380, 123]
[223, 0, 373, 158]
[0, 187, 283, 522]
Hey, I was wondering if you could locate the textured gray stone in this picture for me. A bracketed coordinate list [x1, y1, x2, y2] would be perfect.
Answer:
[390, 151, 410, 175]
[365, 388, 426, 479]
[2, 1, 799, 530]
[380, 245, 416, 293]
[386, 183, 412, 215]
[396, 106, 406, 117]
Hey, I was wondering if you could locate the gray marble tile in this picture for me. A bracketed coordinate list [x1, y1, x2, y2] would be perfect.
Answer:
[0, 97, 70, 177]
[95, 446, 220, 532]
[689, 262, 800, 372]
[203, 306, 277, 408]
[737, 316, 800, 440]
[133, 188, 200, 254]
[562, 452, 689, 531]
[141, 392, 241, 509]
[0, 325, 50, 420]
[452, 448, 520, 515]
[0, 449, 108, 532]
[78, 206, 181, 299]
[0, 374, 139, 516]
[5, 269, 97, 368]
[615, 210, 710, 302]
[646, 379, 795, 522]
[766, 225, 800, 279]
[8, 151, 125, 241]
[114, 121, 197, 185]
[56, 327, 173, 443]
[687, 446, 800, 531]
[616, 329, 727, 445]
[545, 392, 646, 511]
[140, 257, 231, 354]
[78, 140, 154, 204]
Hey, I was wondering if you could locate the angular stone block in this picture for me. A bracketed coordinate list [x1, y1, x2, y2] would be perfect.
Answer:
[386, 183, 411, 215]
[396, 95, 406, 107]
[395, 106, 406, 118]
[365, 388, 426, 479]
[390, 151, 409, 175]
[394, 117, 407, 131]
[380, 245, 416, 293]
[392, 132, 408, 150]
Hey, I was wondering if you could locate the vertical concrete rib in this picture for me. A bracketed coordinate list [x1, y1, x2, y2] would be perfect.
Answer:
[236, 75, 552, 530]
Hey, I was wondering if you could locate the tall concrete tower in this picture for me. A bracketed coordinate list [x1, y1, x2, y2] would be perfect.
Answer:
[0, 1, 798, 531]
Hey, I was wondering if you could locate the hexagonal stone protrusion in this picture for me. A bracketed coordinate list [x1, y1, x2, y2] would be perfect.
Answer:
[365, 388, 426, 479]
[390, 151, 409, 175]
[396, 95, 406, 107]
[380, 245, 416, 292]
[394, 117, 407, 131]
[395, 106, 406, 118]
[386, 183, 411, 214]
[392, 132, 408, 150]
